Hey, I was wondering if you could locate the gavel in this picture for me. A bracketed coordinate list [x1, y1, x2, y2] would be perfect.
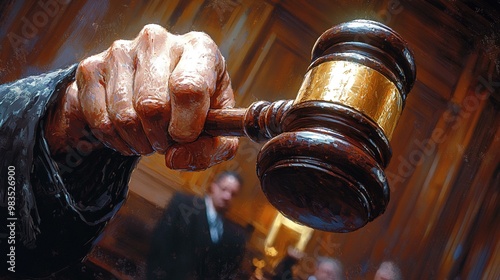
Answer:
[204, 20, 416, 232]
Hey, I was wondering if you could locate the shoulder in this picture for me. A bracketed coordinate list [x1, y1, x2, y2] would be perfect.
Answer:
[164, 192, 206, 219]
[171, 192, 194, 202]
[169, 192, 203, 207]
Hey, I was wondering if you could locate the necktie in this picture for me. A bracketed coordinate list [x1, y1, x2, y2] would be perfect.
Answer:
[210, 215, 223, 243]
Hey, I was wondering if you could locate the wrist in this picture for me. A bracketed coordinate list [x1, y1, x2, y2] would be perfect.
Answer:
[44, 81, 102, 156]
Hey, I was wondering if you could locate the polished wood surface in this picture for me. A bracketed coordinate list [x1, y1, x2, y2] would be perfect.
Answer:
[206, 19, 416, 233]
[1, 0, 498, 279]
[205, 100, 293, 141]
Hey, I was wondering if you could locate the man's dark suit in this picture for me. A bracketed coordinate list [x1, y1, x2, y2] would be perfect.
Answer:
[147, 192, 247, 280]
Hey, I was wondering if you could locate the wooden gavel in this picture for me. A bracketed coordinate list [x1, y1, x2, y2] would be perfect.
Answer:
[205, 20, 416, 232]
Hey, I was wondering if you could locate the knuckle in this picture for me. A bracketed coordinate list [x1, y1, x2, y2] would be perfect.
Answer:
[108, 39, 130, 57]
[93, 118, 115, 138]
[77, 56, 103, 78]
[185, 31, 214, 46]
[139, 24, 168, 41]
[170, 73, 209, 97]
[183, 31, 219, 53]
[134, 95, 167, 120]
[112, 109, 140, 129]
[113, 84, 129, 96]
[76, 56, 105, 89]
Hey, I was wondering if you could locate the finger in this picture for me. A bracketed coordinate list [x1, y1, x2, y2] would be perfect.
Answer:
[76, 53, 134, 156]
[164, 136, 239, 171]
[168, 31, 226, 143]
[105, 39, 154, 155]
[133, 24, 175, 154]
[210, 66, 235, 109]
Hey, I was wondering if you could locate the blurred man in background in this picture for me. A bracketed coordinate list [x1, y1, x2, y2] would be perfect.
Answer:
[147, 171, 247, 280]
[308, 257, 345, 280]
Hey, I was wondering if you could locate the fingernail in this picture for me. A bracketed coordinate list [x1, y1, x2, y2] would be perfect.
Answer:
[166, 146, 193, 170]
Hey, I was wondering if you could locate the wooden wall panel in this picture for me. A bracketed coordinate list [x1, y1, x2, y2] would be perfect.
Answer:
[1, 0, 498, 279]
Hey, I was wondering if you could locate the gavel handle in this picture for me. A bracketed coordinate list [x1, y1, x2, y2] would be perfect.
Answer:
[204, 100, 293, 142]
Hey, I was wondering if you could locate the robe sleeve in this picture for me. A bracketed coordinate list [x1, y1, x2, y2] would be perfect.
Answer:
[0, 65, 140, 278]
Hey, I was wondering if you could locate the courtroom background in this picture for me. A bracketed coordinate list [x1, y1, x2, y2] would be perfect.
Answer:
[0, 0, 499, 279]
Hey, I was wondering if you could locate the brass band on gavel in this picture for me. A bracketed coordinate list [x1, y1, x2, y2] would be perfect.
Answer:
[294, 60, 402, 140]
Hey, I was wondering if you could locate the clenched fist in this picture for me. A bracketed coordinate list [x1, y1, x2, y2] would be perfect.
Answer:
[45, 24, 238, 170]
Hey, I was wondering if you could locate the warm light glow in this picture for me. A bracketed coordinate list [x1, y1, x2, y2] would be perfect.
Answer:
[264, 213, 314, 251]
[264, 246, 278, 257]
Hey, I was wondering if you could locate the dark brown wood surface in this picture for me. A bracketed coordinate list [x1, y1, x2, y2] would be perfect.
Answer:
[1, 1, 498, 279]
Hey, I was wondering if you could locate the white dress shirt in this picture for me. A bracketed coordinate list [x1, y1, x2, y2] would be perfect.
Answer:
[205, 196, 223, 243]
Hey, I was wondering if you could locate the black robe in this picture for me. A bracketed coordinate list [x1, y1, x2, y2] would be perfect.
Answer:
[0, 65, 139, 278]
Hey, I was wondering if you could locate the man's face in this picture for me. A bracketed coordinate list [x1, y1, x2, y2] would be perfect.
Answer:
[374, 265, 397, 280]
[315, 262, 341, 280]
[209, 176, 240, 213]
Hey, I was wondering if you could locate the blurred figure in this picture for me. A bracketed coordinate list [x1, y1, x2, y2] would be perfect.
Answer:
[271, 246, 305, 280]
[308, 257, 345, 280]
[147, 171, 247, 280]
[374, 261, 403, 280]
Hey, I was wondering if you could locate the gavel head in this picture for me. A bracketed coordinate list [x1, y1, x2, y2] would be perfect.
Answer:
[256, 20, 416, 232]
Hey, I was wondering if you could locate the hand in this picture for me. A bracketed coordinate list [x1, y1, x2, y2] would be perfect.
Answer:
[45, 24, 238, 170]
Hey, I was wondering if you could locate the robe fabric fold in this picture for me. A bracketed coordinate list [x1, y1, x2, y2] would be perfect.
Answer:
[0, 66, 139, 277]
